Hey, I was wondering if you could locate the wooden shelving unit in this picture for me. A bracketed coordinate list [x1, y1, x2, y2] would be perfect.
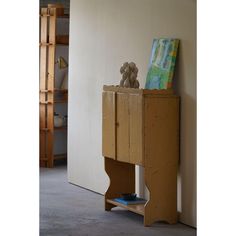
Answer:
[39, 6, 69, 167]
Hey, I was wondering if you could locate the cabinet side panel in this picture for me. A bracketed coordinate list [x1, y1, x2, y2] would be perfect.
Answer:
[144, 97, 179, 166]
[102, 91, 116, 159]
[116, 93, 130, 163]
[129, 94, 143, 165]
[104, 157, 135, 210]
[144, 96, 179, 224]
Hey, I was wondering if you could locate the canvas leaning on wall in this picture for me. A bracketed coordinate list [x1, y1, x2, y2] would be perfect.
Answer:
[145, 38, 179, 90]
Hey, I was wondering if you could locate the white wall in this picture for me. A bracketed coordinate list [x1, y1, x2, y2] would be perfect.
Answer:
[68, 0, 196, 227]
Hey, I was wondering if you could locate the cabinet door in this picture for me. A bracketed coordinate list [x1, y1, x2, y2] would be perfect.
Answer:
[129, 94, 143, 165]
[102, 91, 116, 159]
[116, 92, 130, 163]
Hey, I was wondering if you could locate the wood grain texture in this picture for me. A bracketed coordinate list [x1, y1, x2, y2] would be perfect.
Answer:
[39, 8, 48, 167]
[40, 7, 68, 168]
[102, 91, 116, 159]
[56, 35, 69, 44]
[144, 97, 179, 225]
[46, 8, 57, 167]
[106, 199, 144, 215]
[103, 85, 174, 95]
[102, 87, 179, 226]
[129, 94, 143, 165]
[116, 92, 129, 163]
[104, 157, 135, 211]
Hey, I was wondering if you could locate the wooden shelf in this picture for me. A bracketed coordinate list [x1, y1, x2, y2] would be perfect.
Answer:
[40, 128, 49, 132]
[40, 14, 69, 18]
[40, 89, 52, 93]
[54, 153, 67, 160]
[39, 42, 55, 46]
[39, 42, 68, 46]
[40, 14, 51, 17]
[55, 99, 67, 103]
[54, 126, 67, 130]
[40, 89, 68, 93]
[40, 126, 67, 131]
[106, 199, 145, 216]
[40, 100, 67, 104]
[56, 44, 69, 46]
[56, 35, 69, 45]
[40, 35, 69, 46]
[54, 89, 68, 93]
[40, 101, 52, 105]
[58, 14, 69, 18]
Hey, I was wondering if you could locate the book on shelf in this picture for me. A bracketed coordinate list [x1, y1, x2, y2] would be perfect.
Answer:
[114, 197, 147, 205]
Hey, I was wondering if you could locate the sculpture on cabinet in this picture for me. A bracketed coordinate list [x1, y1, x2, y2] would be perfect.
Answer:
[120, 62, 140, 88]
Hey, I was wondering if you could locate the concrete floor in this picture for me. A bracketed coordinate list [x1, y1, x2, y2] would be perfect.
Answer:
[40, 165, 196, 236]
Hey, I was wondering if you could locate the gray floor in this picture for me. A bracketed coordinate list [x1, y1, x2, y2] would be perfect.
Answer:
[40, 165, 196, 236]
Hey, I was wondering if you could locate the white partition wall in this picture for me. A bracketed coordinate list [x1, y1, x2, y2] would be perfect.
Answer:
[68, 0, 196, 227]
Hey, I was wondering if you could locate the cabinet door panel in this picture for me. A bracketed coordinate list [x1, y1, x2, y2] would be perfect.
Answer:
[116, 93, 129, 162]
[102, 91, 116, 159]
[129, 94, 143, 165]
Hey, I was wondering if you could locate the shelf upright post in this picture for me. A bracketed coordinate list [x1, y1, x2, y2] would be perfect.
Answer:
[46, 7, 57, 167]
[39, 8, 49, 167]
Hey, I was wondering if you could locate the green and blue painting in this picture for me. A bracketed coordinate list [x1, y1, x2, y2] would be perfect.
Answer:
[145, 38, 179, 89]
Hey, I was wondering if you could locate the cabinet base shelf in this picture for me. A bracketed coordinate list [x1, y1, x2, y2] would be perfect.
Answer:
[106, 199, 145, 216]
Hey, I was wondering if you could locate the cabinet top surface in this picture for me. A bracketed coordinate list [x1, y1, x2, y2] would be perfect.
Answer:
[103, 85, 178, 97]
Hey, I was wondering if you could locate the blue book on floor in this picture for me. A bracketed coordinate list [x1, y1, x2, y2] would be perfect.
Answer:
[114, 197, 147, 205]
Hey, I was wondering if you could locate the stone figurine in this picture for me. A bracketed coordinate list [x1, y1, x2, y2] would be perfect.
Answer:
[120, 62, 140, 88]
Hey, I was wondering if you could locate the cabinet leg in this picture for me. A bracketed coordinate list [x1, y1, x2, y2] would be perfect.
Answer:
[104, 157, 135, 210]
[144, 216, 153, 227]
[144, 166, 178, 225]
[105, 202, 115, 211]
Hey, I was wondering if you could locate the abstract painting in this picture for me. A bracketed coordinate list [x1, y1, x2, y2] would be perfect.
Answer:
[145, 38, 179, 89]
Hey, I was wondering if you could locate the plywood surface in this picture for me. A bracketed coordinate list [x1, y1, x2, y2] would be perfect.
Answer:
[102, 87, 180, 226]
[104, 157, 135, 211]
[102, 91, 116, 159]
[116, 93, 129, 163]
[46, 8, 57, 167]
[106, 199, 144, 216]
[103, 85, 174, 95]
[39, 8, 48, 167]
[129, 94, 143, 165]
[40, 7, 68, 168]
[144, 97, 179, 167]
[144, 96, 179, 225]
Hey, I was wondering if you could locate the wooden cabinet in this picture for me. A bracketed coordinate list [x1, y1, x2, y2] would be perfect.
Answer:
[102, 85, 180, 226]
